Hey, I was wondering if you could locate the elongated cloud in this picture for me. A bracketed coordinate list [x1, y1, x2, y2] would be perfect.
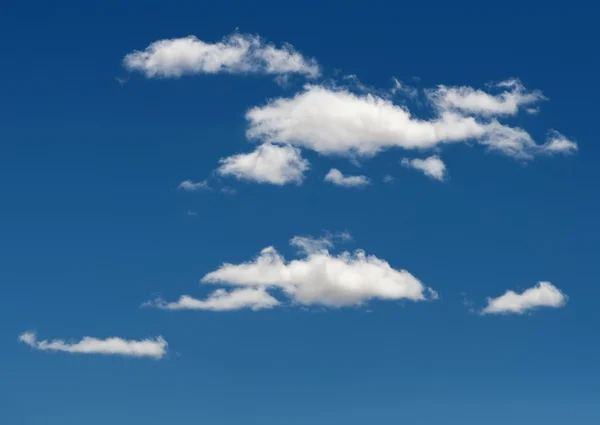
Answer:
[324, 168, 370, 187]
[148, 287, 279, 311]
[401, 156, 447, 181]
[428, 79, 545, 116]
[178, 179, 210, 191]
[246, 85, 548, 159]
[482, 281, 567, 315]
[202, 235, 436, 308]
[124, 33, 320, 79]
[217, 143, 309, 185]
[18, 332, 167, 359]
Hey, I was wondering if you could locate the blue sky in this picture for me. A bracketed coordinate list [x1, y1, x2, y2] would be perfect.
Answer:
[1, 0, 599, 423]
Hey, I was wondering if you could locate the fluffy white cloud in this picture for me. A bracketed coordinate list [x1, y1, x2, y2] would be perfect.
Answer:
[124, 33, 320, 79]
[401, 156, 447, 181]
[324, 168, 370, 187]
[148, 287, 279, 311]
[217, 143, 309, 185]
[482, 281, 567, 315]
[178, 179, 210, 191]
[202, 235, 436, 308]
[541, 130, 578, 154]
[428, 79, 545, 116]
[18, 332, 167, 359]
[245, 85, 544, 159]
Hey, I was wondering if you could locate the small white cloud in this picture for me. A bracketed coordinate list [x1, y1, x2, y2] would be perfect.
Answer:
[217, 143, 309, 185]
[428, 79, 545, 116]
[391, 78, 418, 97]
[201, 235, 436, 308]
[482, 281, 567, 315]
[18, 332, 167, 359]
[541, 130, 578, 154]
[401, 156, 447, 181]
[187, 210, 198, 216]
[124, 33, 320, 79]
[383, 175, 395, 183]
[324, 168, 370, 187]
[178, 179, 210, 191]
[148, 287, 279, 311]
[289, 232, 350, 255]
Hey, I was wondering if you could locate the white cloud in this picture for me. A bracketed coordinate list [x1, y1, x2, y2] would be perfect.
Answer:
[383, 175, 395, 183]
[148, 287, 279, 311]
[290, 232, 351, 255]
[217, 143, 309, 185]
[18, 332, 167, 359]
[324, 168, 370, 187]
[391, 78, 418, 97]
[201, 235, 436, 308]
[124, 33, 320, 79]
[401, 156, 447, 181]
[482, 281, 567, 315]
[178, 179, 210, 191]
[428, 79, 545, 116]
[541, 130, 578, 154]
[245, 85, 543, 159]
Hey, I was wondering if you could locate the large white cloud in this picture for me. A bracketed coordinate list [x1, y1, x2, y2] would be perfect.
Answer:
[482, 281, 567, 315]
[148, 287, 279, 311]
[124, 33, 320, 79]
[427, 79, 545, 116]
[324, 168, 370, 187]
[401, 156, 447, 181]
[201, 235, 437, 308]
[245, 85, 555, 159]
[217, 143, 309, 185]
[18, 332, 167, 359]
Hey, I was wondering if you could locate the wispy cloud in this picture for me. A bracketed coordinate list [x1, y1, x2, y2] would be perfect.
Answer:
[324, 168, 370, 187]
[178, 179, 210, 192]
[124, 33, 320, 79]
[18, 332, 167, 359]
[147, 287, 279, 311]
[427, 79, 546, 116]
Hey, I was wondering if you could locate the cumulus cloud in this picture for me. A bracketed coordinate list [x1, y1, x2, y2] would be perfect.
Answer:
[147, 287, 279, 311]
[18, 332, 167, 359]
[482, 281, 567, 315]
[245, 85, 546, 159]
[324, 168, 370, 187]
[217, 143, 309, 185]
[428, 79, 545, 116]
[541, 130, 578, 154]
[178, 179, 210, 191]
[201, 235, 436, 308]
[401, 156, 447, 181]
[124, 33, 320, 79]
